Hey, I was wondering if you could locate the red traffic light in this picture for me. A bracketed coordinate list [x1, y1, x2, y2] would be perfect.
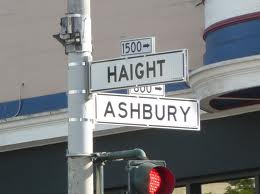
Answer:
[149, 168, 161, 193]
[128, 160, 175, 194]
[148, 166, 175, 194]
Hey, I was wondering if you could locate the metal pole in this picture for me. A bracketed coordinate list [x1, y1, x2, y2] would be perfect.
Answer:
[95, 163, 104, 194]
[66, 0, 93, 194]
[256, 175, 260, 194]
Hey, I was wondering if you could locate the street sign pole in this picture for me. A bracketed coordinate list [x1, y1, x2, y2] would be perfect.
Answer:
[58, 0, 94, 194]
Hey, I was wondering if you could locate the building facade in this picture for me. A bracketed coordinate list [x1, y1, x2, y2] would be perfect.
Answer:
[0, 0, 260, 193]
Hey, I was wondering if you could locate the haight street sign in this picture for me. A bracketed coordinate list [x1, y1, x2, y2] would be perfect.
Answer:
[90, 49, 188, 92]
[95, 93, 200, 131]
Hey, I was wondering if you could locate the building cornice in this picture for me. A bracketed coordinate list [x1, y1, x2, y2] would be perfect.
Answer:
[190, 55, 260, 112]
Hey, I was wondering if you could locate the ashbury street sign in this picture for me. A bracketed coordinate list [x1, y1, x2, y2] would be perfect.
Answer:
[90, 49, 188, 92]
[95, 93, 200, 130]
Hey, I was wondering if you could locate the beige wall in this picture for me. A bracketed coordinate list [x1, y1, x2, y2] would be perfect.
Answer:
[0, 0, 204, 102]
[0, 0, 67, 102]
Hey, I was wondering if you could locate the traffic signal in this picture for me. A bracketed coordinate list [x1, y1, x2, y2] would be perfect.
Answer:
[128, 160, 175, 194]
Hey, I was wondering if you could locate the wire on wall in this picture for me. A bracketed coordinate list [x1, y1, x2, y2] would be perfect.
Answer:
[13, 82, 25, 117]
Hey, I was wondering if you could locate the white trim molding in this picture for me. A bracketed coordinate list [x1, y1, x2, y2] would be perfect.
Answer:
[190, 55, 260, 112]
[1, 105, 260, 152]
[0, 109, 142, 152]
[0, 110, 68, 152]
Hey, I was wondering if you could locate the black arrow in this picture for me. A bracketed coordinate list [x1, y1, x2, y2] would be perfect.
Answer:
[143, 43, 150, 48]
[155, 87, 162, 91]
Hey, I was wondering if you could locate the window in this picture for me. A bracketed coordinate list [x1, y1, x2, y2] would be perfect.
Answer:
[201, 178, 255, 194]
[173, 186, 186, 194]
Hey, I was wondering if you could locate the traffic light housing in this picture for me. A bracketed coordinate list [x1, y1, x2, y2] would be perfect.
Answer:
[128, 160, 175, 194]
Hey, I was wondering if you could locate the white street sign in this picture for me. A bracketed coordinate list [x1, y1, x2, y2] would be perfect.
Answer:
[123, 37, 163, 97]
[121, 37, 155, 56]
[90, 49, 188, 92]
[95, 93, 200, 130]
[129, 84, 165, 97]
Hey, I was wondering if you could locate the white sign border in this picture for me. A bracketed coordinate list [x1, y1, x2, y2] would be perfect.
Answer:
[94, 93, 200, 131]
[90, 49, 189, 92]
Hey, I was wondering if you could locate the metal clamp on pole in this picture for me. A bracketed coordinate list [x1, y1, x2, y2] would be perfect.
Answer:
[60, 14, 82, 53]
[55, 14, 91, 54]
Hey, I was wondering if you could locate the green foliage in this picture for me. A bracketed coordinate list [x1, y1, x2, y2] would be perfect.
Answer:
[224, 178, 255, 194]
